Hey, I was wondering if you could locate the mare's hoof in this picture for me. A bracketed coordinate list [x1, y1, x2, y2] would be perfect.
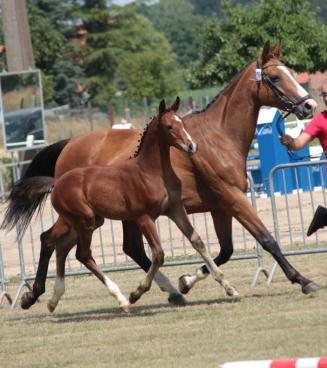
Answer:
[178, 274, 192, 295]
[226, 286, 240, 297]
[47, 303, 56, 313]
[129, 292, 140, 305]
[302, 281, 320, 295]
[20, 292, 35, 310]
[121, 304, 131, 313]
[168, 293, 186, 306]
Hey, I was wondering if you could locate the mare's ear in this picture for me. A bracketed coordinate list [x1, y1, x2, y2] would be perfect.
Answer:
[273, 42, 282, 58]
[170, 96, 180, 112]
[159, 99, 166, 116]
[261, 41, 272, 65]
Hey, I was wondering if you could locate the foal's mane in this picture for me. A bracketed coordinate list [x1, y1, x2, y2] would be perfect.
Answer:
[130, 112, 159, 159]
[191, 61, 254, 115]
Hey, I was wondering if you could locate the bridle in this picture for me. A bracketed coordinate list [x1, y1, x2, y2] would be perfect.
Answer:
[256, 60, 317, 160]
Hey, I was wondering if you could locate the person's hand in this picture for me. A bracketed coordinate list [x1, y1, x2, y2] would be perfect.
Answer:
[279, 134, 294, 149]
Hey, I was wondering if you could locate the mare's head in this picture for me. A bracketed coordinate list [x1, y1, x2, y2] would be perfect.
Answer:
[158, 97, 197, 155]
[257, 41, 317, 119]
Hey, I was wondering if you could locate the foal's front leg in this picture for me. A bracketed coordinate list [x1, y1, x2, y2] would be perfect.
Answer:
[179, 210, 236, 295]
[129, 215, 165, 304]
[170, 205, 239, 297]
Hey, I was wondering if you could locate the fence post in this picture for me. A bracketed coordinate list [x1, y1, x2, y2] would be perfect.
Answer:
[0, 242, 12, 306]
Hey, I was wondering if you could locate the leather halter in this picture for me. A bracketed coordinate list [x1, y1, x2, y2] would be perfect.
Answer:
[256, 60, 311, 115]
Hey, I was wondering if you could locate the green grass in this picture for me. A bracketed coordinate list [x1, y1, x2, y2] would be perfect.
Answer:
[1, 254, 327, 368]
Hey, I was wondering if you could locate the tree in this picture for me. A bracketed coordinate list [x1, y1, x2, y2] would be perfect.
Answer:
[70, 2, 179, 105]
[139, 0, 205, 67]
[187, 0, 327, 88]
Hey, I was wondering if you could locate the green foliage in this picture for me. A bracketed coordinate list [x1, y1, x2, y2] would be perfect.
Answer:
[28, 6, 65, 73]
[139, 0, 205, 67]
[188, 0, 327, 88]
[70, 3, 179, 105]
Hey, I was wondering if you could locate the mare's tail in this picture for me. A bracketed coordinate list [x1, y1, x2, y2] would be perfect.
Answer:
[0, 139, 69, 238]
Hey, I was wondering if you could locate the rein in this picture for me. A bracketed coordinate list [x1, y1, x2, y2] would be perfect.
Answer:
[256, 61, 319, 161]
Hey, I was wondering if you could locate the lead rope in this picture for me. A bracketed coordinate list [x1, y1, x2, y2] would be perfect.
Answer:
[256, 60, 323, 161]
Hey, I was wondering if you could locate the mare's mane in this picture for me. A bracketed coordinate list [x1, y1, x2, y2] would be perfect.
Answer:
[191, 61, 254, 115]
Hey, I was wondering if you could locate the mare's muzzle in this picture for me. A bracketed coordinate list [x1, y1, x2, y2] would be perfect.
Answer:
[293, 97, 317, 120]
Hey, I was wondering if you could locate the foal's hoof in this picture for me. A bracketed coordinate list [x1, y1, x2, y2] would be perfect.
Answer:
[178, 274, 192, 295]
[47, 303, 56, 313]
[129, 292, 140, 305]
[302, 281, 321, 295]
[120, 304, 131, 313]
[168, 293, 186, 306]
[20, 292, 36, 310]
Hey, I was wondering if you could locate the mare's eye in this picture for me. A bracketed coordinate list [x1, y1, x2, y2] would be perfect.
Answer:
[166, 125, 173, 130]
[270, 75, 280, 83]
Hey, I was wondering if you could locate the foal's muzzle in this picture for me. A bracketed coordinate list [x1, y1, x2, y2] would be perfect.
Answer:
[186, 142, 197, 156]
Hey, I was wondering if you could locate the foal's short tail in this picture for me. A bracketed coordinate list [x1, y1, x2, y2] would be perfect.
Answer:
[0, 177, 55, 240]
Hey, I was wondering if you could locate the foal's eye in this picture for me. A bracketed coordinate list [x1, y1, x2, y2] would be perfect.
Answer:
[166, 125, 173, 130]
[270, 75, 280, 83]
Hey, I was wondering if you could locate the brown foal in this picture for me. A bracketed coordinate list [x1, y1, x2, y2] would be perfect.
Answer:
[21, 98, 237, 312]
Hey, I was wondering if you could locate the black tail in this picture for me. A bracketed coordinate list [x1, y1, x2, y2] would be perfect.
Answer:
[1, 139, 69, 238]
[1, 177, 55, 240]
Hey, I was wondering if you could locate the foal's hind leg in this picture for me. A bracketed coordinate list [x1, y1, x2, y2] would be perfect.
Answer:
[75, 217, 130, 312]
[47, 224, 78, 312]
[170, 205, 238, 297]
[122, 221, 185, 306]
[129, 215, 164, 304]
[179, 211, 236, 295]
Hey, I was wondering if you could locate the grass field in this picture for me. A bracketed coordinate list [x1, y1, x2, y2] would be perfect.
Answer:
[1, 254, 327, 368]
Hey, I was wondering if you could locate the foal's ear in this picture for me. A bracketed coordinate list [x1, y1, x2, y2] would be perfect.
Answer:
[273, 42, 282, 58]
[261, 41, 272, 65]
[170, 96, 180, 112]
[159, 99, 166, 116]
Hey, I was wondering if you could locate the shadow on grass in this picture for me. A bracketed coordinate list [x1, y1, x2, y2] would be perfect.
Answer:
[6, 286, 325, 324]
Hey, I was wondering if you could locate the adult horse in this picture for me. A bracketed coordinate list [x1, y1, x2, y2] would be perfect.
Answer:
[2, 42, 319, 310]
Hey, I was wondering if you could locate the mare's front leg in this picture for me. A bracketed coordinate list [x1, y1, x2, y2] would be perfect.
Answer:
[227, 190, 319, 294]
[169, 205, 238, 297]
[179, 210, 235, 295]
[122, 220, 186, 306]
[129, 215, 165, 304]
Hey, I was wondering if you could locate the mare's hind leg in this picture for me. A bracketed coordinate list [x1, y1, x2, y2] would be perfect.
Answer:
[170, 205, 238, 297]
[21, 218, 67, 309]
[179, 210, 236, 295]
[129, 215, 164, 304]
[75, 217, 130, 312]
[230, 192, 319, 294]
[122, 221, 185, 306]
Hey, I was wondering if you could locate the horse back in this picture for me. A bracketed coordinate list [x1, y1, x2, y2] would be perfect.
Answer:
[55, 129, 141, 178]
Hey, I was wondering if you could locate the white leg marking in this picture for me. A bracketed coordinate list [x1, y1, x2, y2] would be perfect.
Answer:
[48, 277, 65, 310]
[104, 276, 129, 308]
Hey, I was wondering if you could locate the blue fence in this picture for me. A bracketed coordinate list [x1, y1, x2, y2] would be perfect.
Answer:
[247, 110, 327, 195]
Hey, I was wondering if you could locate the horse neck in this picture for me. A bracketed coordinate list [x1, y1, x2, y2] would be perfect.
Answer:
[136, 120, 173, 175]
[187, 62, 260, 157]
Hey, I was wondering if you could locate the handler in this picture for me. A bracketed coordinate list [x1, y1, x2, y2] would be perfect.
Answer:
[279, 79, 327, 236]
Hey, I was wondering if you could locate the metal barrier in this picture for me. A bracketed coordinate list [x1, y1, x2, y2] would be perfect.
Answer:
[0, 159, 264, 307]
[267, 160, 327, 283]
[0, 242, 12, 306]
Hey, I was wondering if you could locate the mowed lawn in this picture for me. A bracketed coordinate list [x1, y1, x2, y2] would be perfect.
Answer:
[1, 254, 327, 368]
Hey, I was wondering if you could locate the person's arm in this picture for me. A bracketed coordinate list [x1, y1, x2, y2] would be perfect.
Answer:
[279, 132, 312, 151]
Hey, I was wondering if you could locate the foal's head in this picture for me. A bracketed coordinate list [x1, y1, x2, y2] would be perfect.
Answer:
[257, 41, 316, 119]
[158, 97, 197, 156]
